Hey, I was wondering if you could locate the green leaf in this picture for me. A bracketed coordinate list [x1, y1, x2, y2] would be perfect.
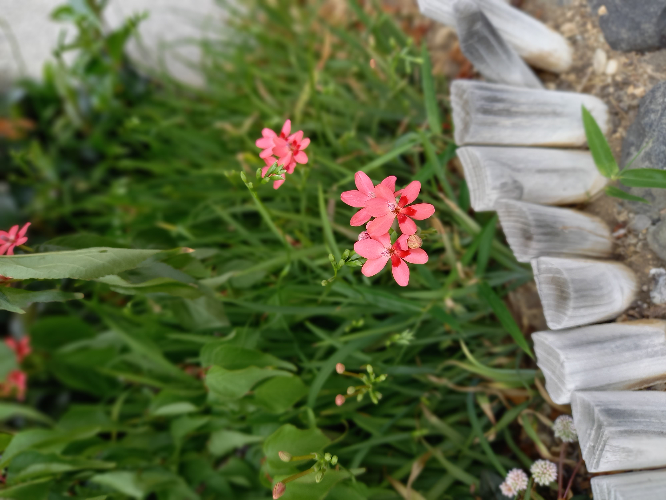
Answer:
[275, 468, 365, 500]
[99, 276, 204, 299]
[0, 478, 52, 500]
[620, 168, 666, 188]
[605, 185, 649, 203]
[0, 288, 84, 314]
[263, 424, 331, 476]
[0, 247, 162, 280]
[476, 215, 498, 277]
[208, 430, 264, 457]
[254, 376, 308, 414]
[0, 289, 24, 313]
[467, 393, 506, 476]
[0, 403, 54, 426]
[200, 343, 296, 371]
[152, 402, 199, 417]
[205, 366, 292, 400]
[421, 44, 441, 134]
[582, 106, 618, 178]
[478, 282, 534, 359]
[90, 471, 145, 499]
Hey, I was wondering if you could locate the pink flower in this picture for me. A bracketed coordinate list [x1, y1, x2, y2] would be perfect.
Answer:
[341, 172, 397, 227]
[365, 181, 435, 237]
[0, 370, 27, 401]
[0, 223, 31, 256]
[273, 130, 310, 170]
[335, 394, 346, 406]
[255, 120, 292, 160]
[5, 337, 31, 363]
[353, 233, 428, 287]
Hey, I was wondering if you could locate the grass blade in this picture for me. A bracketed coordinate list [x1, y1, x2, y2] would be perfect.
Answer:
[605, 185, 648, 203]
[582, 106, 618, 179]
[620, 168, 666, 188]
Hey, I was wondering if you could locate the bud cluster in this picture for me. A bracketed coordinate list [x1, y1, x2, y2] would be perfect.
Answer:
[322, 249, 364, 286]
[273, 451, 339, 499]
[334, 363, 387, 407]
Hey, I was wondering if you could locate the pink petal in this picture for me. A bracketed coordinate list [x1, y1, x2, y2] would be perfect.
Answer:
[380, 176, 397, 193]
[294, 151, 308, 164]
[7, 226, 18, 239]
[362, 256, 390, 277]
[373, 233, 392, 248]
[299, 138, 310, 150]
[16, 237, 28, 246]
[365, 198, 391, 217]
[281, 120, 291, 137]
[0, 231, 8, 240]
[374, 184, 396, 201]
[260, 148, 275, 159]
[273, 179, 285, 189]
[354, 171, 374, 196]
[264, 157, 276, 166]
[395, 234, 410, 251]
[289, 130, 304, 143]
[403, 248, 428, 264]
[255, 137, 274, 148]
[5, 245, 15, 256]
[366, 213, 395, 236]
[0, 243, 10, 255]
[274, 144, 290, 157]
[261, 166, 271, 177]
[262, 128, 277, 138]
[391, 256, 410, 286]
[350, 208, 372, 226]
[286, 161, 297, 174]
[278, 152, 293, 167]
[398, 216, 418, 235]
[407, 203, 435, 220]
[341, 190, 370, 208]
[400, 181, 421, 205]
[354, 239, 387, 259]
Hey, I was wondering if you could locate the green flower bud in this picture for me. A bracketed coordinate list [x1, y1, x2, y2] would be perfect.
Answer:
[331, 455, 338, 466]
[315, 471, 324, 483]
[278, 451, 292, 462]
[324, 453, 332, 462]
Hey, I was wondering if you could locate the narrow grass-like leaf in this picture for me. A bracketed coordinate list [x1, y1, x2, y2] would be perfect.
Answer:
[478, 282, 534, 359]
[476, 215, 498, 277]
[620, 168, 666, 188]
[605, 185, 648, 203]
[582, 106, 618, 179]
[421, 44, 441, 134]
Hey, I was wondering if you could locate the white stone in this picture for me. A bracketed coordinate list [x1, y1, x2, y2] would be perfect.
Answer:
[592, 469, 666, 500]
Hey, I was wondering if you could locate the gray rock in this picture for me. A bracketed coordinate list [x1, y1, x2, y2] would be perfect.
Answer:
[650, 268, 666, 304]
[648, 219, 666, 262]
[629, 214, 652, 232]
[587, 0, 666, 52]
[453, 0, 543, 89]
[621, 82, 666, 213]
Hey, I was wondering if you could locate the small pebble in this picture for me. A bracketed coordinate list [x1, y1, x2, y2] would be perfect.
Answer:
[593, 48, 607, 75]
[630, 214, 652, 232]
[650, 268, 666, 305]
[605, 59, 619, 75]
[598, 5, 608, 16]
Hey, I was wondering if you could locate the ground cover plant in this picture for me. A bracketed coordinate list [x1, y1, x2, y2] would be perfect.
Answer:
[0, 0, 589, 499]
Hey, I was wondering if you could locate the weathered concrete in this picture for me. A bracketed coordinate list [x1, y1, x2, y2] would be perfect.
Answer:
[0, 0, 227, 88]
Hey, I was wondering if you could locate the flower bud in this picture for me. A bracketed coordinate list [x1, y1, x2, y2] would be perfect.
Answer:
[273, 482, 286, 499]
[324, 453, 332, 462]
[366, 365, 373, 374]
[335, 363, 345, 374]
[331, 455, 338, 466]
[407, 234, 423, 249]
[278, 451, 292, 462]
[335, 394, 346, 406]
[315, 471, 324, 483]
[347, 386, 355, 395]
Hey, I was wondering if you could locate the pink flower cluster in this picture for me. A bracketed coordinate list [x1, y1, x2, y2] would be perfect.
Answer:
[341, 172, 435, 286]
[1, 337, 30, 401]
[0, 223, 30, 256]
[255, 120, 310, 189]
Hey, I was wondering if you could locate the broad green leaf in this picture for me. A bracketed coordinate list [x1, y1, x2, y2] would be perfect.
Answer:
[200, 343, 296, 371]
[30, 316, 96, 350]
[478, 282, 534, 358]
[0, 403, 54, 426]
[98, 275, 203, 299]
[0, 477, 52, 500]
[421, 44, 441, 134]
[605, 185, 648, 203]
[0, 427, 101, 467]
[9, 451, 115, 483]
[620, 168, 666, 188]
[152, 402, 198, 417]
[0, 288, 24, 313]
[275, 468, 365, 500]
[263, 424, 331, 477]
[254, 376, 308, 414]
[208, 430, 264, 457]
[0, 342, 19, 380]
[0, 247, 161, 280]
[205, 366, 292, 400]
[170, 415, 209, 446]
[90, 471, 145, 499]
[582, 106, 618, 178]
[0, 288, 84, 314]
[172, 295, 229, 330]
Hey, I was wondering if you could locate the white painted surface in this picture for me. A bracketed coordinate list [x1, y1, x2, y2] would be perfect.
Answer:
[0, 0, 227, 87]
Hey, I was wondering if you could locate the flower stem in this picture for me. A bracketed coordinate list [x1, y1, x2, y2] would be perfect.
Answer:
[561, 457, 584, 500]
[557, 442, 566, 500]
[290, 454, 316, 462]
[283, 466, 316, 485]
[18, 245, 34, 253]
